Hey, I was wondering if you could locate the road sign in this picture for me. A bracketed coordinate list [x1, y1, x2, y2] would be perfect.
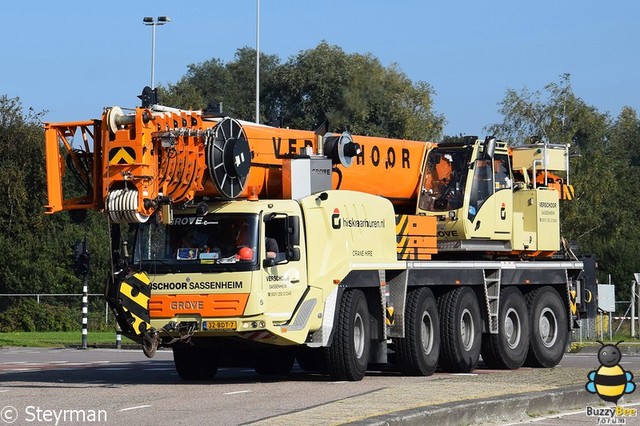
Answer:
[597, 284, 615, 312]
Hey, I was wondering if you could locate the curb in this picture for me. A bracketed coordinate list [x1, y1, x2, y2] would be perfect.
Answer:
[67, 344, 141, 350]
[346, 386, 603, 425]
[571, 342, 640, 355]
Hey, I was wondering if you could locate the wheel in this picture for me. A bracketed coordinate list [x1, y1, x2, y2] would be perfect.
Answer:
[524, 286, 568, 368]
[438, 287, 482, 373]
[142, 331, 158, 358]
[481, 287, 530, 369]
[255, 347, 295, 376]
[296, 346, 327, 373]
[172, 345, 218, 380]
[325, 289, 370, 381]
[393, 287, 440, 376]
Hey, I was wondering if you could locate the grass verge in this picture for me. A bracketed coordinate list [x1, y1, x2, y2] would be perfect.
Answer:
[0, 331, 126, 348]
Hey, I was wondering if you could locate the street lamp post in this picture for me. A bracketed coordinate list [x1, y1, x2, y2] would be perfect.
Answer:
[255, 0, 260, 123]
[143, 16, 171, 89]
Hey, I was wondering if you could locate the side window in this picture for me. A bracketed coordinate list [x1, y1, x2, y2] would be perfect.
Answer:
[468, 159, 493, 220]
[265, 218, 286, 260]
[419, 150, 469, 212]
[494, 155, 511, 191]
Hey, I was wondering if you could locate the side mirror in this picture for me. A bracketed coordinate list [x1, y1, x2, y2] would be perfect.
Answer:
[288, 216, 300, 246]
[483, 136, 496, 159]
[287, 247, 301, 262]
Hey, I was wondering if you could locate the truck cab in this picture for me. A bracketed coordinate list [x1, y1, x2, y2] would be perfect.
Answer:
[125, 200, 316, 347]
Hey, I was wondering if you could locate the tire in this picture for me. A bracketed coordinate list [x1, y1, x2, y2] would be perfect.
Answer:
[142, 332, 158, 358]
[173, 345, 218, 380]
[438, 287, 482, 373]
[481, 287, 530, 369]
[296, 346, 327, 373]
[255, 347, 295, 376]
[393, 287, 440, 376]
[524, 286, 568, 368]
[325, 289, 370, 381]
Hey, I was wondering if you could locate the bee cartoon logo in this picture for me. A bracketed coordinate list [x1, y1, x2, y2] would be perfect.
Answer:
[585, 340, 636, 403]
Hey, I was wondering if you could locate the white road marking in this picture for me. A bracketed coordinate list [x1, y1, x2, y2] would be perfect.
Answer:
[119, 405, 152, 412]
[224, 390, 251, 395]
[96, 368, 131, 371]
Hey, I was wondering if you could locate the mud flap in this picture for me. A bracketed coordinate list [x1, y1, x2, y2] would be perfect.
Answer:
[106, 271, 152, 340]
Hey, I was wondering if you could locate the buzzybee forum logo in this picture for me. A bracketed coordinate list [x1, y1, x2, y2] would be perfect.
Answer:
[585, 341, 636, 404]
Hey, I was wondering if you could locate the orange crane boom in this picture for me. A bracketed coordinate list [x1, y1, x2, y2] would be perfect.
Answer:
[44, 106, 432, 222]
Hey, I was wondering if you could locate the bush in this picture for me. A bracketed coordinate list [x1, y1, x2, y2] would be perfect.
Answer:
[0, 298, 78, 332]
[87, 308, 117, 332]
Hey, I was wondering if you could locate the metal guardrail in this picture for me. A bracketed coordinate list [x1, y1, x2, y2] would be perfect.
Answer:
[0, 293, 103, 303]
[0, 293, 110, 327]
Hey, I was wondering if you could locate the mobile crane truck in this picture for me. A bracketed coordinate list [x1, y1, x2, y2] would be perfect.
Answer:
[44, 93, 585, 381]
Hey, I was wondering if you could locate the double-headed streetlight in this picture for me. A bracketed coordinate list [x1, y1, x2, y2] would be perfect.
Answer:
[143, 16, 171, 89]
[255, 0, 260, 123]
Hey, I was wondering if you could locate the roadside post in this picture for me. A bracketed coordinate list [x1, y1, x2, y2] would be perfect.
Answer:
[635, 273, 640, 338]
[74, 237, 91, 349]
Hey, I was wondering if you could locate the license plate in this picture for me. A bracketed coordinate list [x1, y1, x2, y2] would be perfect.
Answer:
[205, 321, 237, 331]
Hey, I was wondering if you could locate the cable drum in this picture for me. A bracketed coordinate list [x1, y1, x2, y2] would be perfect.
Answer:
[106, 189, 150, 223]
[205, 118, 252, 199]
[323, 132, 360, 167]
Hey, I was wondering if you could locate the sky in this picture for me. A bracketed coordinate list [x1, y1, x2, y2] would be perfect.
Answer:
[2, 0, 639, 137]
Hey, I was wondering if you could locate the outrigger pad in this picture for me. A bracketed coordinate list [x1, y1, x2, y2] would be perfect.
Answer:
[106, 271, 152, 338]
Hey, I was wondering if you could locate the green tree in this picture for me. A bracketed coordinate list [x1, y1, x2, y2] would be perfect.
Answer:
[0, 96, 47, 239]
[270, 42, 444, 139]
[0, 95, 110, 327]
[602, 108, 640, 298]
[0, 95, 53, 299]
[488, 74, 606, 147]
[159, 57, 228, 111]
[161, 42, 444, 140]
[160, 48, 281, 121]
[227, 47, 281, 121]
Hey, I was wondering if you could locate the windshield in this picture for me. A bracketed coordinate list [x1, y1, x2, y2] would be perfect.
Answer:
[419, 146, 473, 212]
[132, 214, 259, 272]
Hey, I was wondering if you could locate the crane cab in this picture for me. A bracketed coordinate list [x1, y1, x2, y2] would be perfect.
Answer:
[417, 137, 566, 257]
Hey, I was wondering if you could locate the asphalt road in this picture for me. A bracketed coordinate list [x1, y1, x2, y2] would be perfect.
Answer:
[1, 347, 639, 425]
